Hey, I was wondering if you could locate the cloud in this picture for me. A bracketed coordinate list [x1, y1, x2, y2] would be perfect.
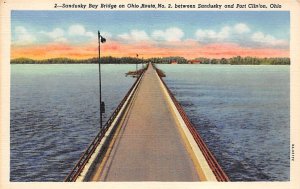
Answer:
[68, 24, 95, 38]
[39, 24, 102, 43]
[195, 27, 229, 42]
[117, 30, 150, 42]
[41, 28, 66, 42]
[195, 23, 249, 42]
[117, 27, 184, 43]
[195, 23, 288, 48]
[251, 32, 288, 47]
[68, 25, 85, 36]
[12, 22, 288, 58]
[43, 28, 64, 38]
[13, 26, 36, 45]
[233, 23, 250, 34]
[152, 27, 184, 42]
[218, 26, 231, 38]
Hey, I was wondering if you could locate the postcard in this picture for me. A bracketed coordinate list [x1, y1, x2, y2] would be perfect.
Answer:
[1, 0, 299, 188]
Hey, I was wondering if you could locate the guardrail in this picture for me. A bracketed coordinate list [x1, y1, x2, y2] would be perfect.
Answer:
[65, 64, 148, 182]
[153, 63, 229, 181]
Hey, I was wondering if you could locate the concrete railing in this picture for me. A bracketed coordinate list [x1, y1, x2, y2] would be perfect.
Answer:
[153, 63, 229, 181]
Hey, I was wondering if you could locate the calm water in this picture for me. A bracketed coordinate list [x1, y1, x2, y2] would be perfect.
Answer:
[10, 64, 289, 181]
[10, 64, 136, 181]
[158, 64, 290, 181]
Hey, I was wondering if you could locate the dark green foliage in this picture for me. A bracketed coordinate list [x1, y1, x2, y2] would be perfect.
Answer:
[147, 56, 187, 64]
[10, 56, 290, 65]
[227, 56, 290, 65]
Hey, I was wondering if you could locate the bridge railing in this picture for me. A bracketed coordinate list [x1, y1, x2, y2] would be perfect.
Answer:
[153, 63, 230, 181]
[65, 64, 148, 182]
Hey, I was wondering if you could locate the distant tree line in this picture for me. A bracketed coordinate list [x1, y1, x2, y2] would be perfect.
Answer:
[147, 56, 188, 64]
[194, 56, 290, 65]
[11, 56, 290, 65]
[10, 57, 144, 64]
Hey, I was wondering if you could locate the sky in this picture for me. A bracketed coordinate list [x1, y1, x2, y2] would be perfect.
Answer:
[11, 11, 290, 60]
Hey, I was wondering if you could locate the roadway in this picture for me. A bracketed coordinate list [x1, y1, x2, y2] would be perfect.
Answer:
[90, 64, 200, 181]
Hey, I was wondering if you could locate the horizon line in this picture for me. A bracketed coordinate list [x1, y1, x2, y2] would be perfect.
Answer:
[10, 55, 291, 61]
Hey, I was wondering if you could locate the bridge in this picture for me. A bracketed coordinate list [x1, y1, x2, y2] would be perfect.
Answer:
[65, 63, 229, 182]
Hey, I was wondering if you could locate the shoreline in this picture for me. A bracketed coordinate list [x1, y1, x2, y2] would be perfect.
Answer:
[10, 56, 290, 65]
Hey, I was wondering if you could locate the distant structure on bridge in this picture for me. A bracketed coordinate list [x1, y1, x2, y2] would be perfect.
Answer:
[188, 60, 202, 64]
[65, 63, 229, 182]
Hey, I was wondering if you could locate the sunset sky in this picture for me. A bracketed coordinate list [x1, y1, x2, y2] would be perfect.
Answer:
[11, 11, 290, 60]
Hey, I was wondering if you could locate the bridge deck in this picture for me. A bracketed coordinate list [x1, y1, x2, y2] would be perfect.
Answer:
[90, 64, 200, 181]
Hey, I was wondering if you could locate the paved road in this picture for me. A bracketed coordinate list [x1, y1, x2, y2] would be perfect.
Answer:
[91, 64, 200, 181]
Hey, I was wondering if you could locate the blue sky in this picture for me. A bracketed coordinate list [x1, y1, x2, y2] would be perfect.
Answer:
[12, 11, 290, 39]
[11, 11, 290, 59]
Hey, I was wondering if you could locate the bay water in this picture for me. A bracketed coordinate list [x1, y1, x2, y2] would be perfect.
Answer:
[10, 64, 136, 181]
[158, 64, 290, 181]
[10, 64, 289, 181]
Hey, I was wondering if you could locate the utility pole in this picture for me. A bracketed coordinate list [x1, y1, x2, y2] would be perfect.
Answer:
[98, 31, 106, 130]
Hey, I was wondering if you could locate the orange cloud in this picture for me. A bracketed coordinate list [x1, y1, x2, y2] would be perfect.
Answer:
[11, 40, 289, 60]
